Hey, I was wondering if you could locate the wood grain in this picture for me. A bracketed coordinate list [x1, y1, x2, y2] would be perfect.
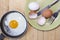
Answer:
[0, 0, 60, 40]
[0, 0, 9, 40]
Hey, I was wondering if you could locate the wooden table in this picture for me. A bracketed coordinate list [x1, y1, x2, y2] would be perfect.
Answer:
[0, 0, 60, 40]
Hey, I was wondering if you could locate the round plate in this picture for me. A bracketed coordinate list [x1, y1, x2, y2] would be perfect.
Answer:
[25, 0, 60, 31]
[1, 11, 27, 38]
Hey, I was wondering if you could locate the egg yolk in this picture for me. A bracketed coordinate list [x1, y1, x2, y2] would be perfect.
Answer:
[9, 20, 18, 29]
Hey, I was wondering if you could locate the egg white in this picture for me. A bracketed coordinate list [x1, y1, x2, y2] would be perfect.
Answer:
[3, 12, 27, 36]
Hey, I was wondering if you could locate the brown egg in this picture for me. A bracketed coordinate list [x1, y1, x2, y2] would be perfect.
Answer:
[42, 9, 53, 19]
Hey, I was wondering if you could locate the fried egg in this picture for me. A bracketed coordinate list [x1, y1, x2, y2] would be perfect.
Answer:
[3, 12, 27, 36]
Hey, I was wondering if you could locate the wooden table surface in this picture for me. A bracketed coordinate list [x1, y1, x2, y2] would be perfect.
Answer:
[0, 0, 60, 40]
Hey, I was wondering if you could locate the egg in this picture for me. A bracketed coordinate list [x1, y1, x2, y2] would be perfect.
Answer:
[29, 11, 37, 19]
[3, 12, 27, 36]
[42, 9, 53, 19]
[28, 2, 40, 10]
[37, 16, 46, 25]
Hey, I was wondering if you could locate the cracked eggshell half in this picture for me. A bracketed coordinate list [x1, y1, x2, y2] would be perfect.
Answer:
[37, 16, 46, 25]
[29, 11, 38, 19]
[28, 2, 40, 10]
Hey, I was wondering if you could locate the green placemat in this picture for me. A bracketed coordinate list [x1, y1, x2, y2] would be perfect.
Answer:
[25, 0, 60, 31]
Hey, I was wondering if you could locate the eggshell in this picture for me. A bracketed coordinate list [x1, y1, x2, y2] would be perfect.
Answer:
[28, 2, 40, 10]
[29, 11, 37, 19]
[37, 16, 46, 25]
